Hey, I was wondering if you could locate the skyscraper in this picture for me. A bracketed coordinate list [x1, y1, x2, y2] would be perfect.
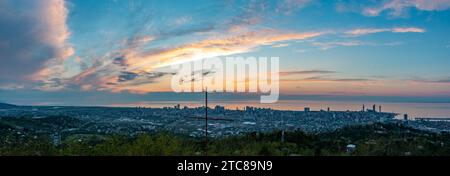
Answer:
[304, 107, 310, 112]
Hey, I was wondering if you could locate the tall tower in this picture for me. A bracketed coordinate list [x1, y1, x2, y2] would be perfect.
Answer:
[379, 106, 381, 112]
[204, 87, 208, 156]
[373, 104, 376, 112]
[362, 104, 365, 112]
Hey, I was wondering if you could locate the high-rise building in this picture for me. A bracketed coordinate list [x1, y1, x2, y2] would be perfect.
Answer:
[214, 105, 225, 114]
[245, 106, 254, 114]
[304, 107, 310, 112]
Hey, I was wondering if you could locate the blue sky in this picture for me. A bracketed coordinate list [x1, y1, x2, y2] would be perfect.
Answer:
[1, 0, 450, 105]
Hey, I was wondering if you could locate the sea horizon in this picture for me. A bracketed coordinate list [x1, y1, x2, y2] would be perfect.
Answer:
[5, 99, 448, 120]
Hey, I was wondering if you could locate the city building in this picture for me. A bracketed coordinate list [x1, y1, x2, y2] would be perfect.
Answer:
[346, 144, 356, 153]
[304, 107, 310, 112]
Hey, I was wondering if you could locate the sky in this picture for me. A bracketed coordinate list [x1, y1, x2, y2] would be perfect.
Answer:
[1, 0, 450, 106]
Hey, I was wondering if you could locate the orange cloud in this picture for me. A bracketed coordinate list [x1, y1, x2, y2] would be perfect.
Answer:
[64, 29, 323, 94]
[0, 0, 73, 85]
[30, 0, 74, 81]
[124, 30, 323, 71]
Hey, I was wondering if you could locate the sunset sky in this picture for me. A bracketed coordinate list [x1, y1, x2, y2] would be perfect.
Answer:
[1, 0, 450, 105]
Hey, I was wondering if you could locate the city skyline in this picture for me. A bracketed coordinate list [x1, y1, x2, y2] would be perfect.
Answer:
[1, 0, 450, 105]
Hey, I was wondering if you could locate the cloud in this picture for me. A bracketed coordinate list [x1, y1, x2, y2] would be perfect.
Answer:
[112, 56, 128, 67]
[74, 56, 88, 71]
[302, 76, 371, 82]
[279, 70, 336, 76]
[173, 16, 192, 26]
[312, 40, 404, 50]
[345, 27, 425, 36]
[65, 29, 323, 93]
[0, 0, 73, 85]
[157, 25, 216, 40]
[272, 43, 290, 48]
[282, 76, 372, 82]
[124, 29, 324, 70]
[279, 70, 373, 83]
[345, 28, 391, 36]
[363, 0, 450, 17]
[392, 27, 426, 33]
[331, 78, 372, 82]
[409, 77, 450, 84]
[122, 35, 156, 48]
[312, 40, 366, 50]
[276, 0, 312, 14]
[118, 72, 139, 82]
[18, 0, 326, 94]
[117, 71, 172, 85]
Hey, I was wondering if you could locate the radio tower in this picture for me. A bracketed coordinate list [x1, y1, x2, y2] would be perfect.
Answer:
[204, 87, 208, 156]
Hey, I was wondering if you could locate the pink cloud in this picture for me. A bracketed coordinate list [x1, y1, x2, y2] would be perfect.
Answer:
[392, 27, 426, 33]
[346, 27, 425, 36]
[0, 0, 73, 89]
[66, 29, 324, 94]
[363, 0, 450, 17]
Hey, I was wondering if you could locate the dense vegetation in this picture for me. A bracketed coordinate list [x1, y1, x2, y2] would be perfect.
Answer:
[2, 122, 450, 156]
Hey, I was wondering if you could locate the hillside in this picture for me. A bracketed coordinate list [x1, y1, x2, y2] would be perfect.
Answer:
[0, 103, 17, 109]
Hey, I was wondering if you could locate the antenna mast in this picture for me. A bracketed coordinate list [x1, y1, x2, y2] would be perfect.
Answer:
[205, 87, 208, 156]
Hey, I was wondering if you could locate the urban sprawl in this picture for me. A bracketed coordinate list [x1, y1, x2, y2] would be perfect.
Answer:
[1, 103, 450, 146]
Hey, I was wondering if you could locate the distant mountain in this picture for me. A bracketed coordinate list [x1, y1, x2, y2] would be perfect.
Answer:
[0, 102, 17, 108]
